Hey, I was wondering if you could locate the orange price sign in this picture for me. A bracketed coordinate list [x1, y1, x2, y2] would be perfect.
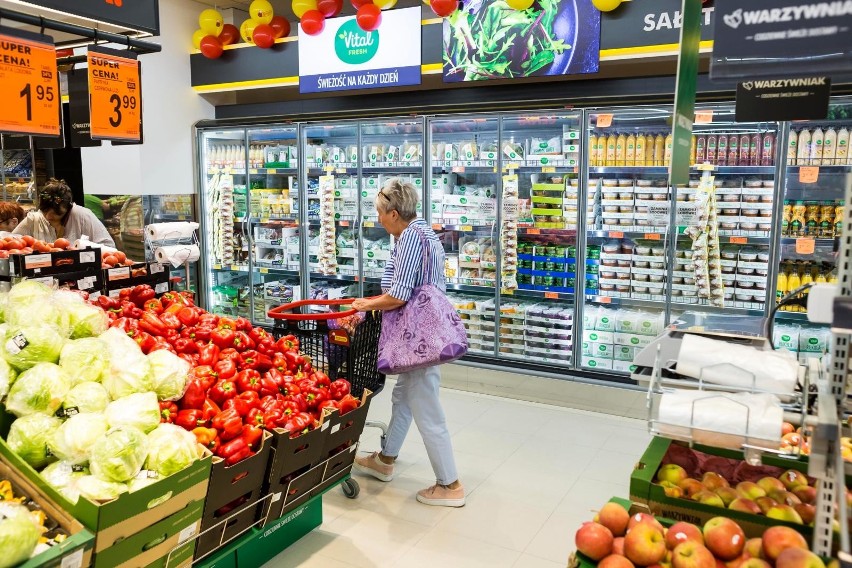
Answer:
[798, 166, 819, 184]
[730, 236, 748, 244]
[694, 110, 714, 124]
[596, 114, 613, 128]
[544, 291, 559, 299]
[644, 233, 662, 241]
[795, 238, 816, 255]
[608, 231, 624, 238]
[597, 296, 612, 304]
[87, 47, 142, 141]
[526, 228, 541, 235]
[0, 30, 60, 136]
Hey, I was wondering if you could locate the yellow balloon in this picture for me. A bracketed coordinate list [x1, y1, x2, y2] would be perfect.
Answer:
[199, 8, 224, 36]
[592, 0, 622, 11]
[292, 0, 318, 19]
[192, 29, 206, 50]
[506, 0, 533, 9]
[250, 0, 275, 24]
[240, 19, 258, 43]
[374, 0, 397, 9]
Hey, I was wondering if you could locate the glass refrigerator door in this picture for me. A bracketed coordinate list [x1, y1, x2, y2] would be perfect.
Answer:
[142, 194, 197, 294]
[429, 116, 501, 358]
[359, 118, 425, 297]
[245, 126, 301, 326]
[498, 112, 582, 368]
[774, 98, 852, 363]
[302, 122, 361, 305]
[199, 128, 252, 318]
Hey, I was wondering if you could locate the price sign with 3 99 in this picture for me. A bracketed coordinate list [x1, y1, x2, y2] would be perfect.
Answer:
[0, 29, 60, 136]
[87, 47, 141, 141]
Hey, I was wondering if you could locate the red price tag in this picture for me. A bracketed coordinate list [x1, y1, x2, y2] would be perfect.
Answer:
[596, 114, 613, 128]
[730, 237, 748, 244]
[644, 233, 662, 241]
[795, 238, 815, 255]
[88, 47, 142, 141]
[452, 166, 465, 173]
[338, 221, 349, 226]
[609, 231, 624, 238]
[598, 296, 612, 304]
[527, 228, 541, 235]
[432, 224, 443, 231]
[0, 31, 60, 136]
[694, 110, 714, 124]
[799, 166, 819, 184]
[544, 292, 559, 299]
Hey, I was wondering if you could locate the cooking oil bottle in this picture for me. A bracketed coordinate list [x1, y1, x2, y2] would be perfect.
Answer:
[800, 262, 814, 309]
[690, 134, 697, 165]
[646, 134, 656, 166]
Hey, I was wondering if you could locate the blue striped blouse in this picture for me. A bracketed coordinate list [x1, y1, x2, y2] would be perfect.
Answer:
[381, 218, 446, 301]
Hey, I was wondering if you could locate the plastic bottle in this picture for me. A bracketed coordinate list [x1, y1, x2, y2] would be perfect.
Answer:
[761, 132, 776, 167]
[797, 128, 812, 166]
[791, 201, 807, 236]
[823, 127, 837, 165]
[800, 263, 813, 309]
[646, 134, 656, 166]
[781, 201, 792, 235]
[811, 127, 824, 166]
[664, 132, 674, 166]
[616, 132, 627, 166]
[690, 134, 697, 166]
[589, 133, 598, 166]
[776, 263, 788, 307]
[787, 264, 801, 312]
[654, 134, 665, 166]
[787, 130, 798, 165]
[717, 134, 728, 166]
[819, 201, 835, 237]
[749, 132, 762, 166]
[836, 201, 845, 236]
[606, 132, 617, 166]
[837, 127, 850, 165]
[828, 270, 838, 286]
[727, 134, 739, 165]
[635, 133, 646, 167]
[739, 134, 751, 166]
[816, 266, 827, 284]
[695, 135, 707, 164]
[706, 134, 718, 164]
[626, 132, 637, 167]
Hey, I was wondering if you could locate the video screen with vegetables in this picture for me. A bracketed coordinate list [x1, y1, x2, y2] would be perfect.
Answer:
[443, 0, 600, 82]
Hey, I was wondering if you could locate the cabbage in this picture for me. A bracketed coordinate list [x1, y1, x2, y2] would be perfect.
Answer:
[2, 325, 65, 371]
[40, 461, 89, 503]
[63, 382, 110, 414]
[0, 501, 41, 568]
[145, 424, 199, 477]
[105, 392, 160, 434]
[7, 413, 62, 469]
[48, 413, 109, 464]
[90, 426, 147, 483]
[127, 475, 160, 493]
[99, 328, 151, 399]
[147, 350, 190, 401]
[6, 281, 71, 337]
[5, 363, 70, 417]
[75, 475, 128, 502]
[65, 301, 109, 339]
[60, 338, 109, 386]
[0, 357, 16, 399]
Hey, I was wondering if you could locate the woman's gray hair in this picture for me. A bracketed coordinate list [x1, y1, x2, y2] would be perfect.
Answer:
[376, 178, 419, 221]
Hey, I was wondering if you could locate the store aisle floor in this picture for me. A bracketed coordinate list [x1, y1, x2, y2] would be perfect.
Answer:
[262, 380, 650, 568]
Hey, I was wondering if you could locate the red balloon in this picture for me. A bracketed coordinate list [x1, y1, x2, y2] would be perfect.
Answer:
[300, 10, 325, 35]
[430, 0, 458, 17]
[351, 0, 373, 9]
[270, 15, 291, 38]
[317, 0, 343, 17]
[199, 35, 224, 59]
[253, 23, 275, 48]
[219, 23, 240, 45]
[356, 4, 381, 30]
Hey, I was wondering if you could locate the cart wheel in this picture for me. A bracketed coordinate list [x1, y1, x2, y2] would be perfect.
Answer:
[342, 479, 360, 499]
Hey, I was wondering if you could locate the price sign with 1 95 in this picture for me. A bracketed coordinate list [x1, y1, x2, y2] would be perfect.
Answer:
[0, 28, 60, 137]
[87, 46, 142, 141]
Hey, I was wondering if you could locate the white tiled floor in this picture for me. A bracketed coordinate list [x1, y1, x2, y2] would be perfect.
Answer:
[263, 380, 651, 568]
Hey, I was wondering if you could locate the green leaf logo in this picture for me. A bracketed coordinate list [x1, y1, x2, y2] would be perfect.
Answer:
[335, 20, 379, 64]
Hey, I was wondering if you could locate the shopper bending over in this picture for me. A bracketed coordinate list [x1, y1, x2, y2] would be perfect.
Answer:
[351, 179, 465, 508]
[0, 202, 26, 233]
[14, 179, 115, 247]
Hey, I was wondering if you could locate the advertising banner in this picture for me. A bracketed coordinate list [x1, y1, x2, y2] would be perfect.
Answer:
[18, 0, 159, 35]
[298, 7, 421, 94]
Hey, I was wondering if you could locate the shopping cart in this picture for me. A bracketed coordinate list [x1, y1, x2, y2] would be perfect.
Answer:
[267, 299, 386, 499]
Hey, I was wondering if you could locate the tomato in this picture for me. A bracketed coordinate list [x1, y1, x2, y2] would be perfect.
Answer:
[21, 235, 34, 247]
[103, 255, 118, 265]
[8, 240, 24, 251]
[0, 251, 9, 259]
[123, 259, 135, 266]
[114, 251, 127, 263]
[8, 249, 22, 255]
[32, 241, 51, 253]
[20, 247, 32, 254]
[49, 248, 62, 252]
[53, 238, 70, 249]
[102, 262, 112, 268]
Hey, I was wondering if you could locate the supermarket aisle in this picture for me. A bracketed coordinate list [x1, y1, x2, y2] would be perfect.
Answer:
[263, 380, 650, 568]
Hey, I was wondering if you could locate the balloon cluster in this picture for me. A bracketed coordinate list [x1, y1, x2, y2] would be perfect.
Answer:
[293, 0, 386, 34]
[426, 0, 459, 17]
[591, 0, 622, 11]
[194, 2, 292, 59]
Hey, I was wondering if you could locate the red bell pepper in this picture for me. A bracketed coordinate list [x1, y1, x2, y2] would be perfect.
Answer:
[224, 390, 260, 417]
[219, 348, 241, 363]
[214, 358, 237, 381]
[174, 337, 197, 355]
[209, 378, 237, 405]
[249, 327, 270, 344]
[119, 288, 131, 301]
[199, 313, 219, 326]
[242, 424, 263, 450]
[175, 409, 206, 430]
[178, 353, 198, 366]
[218, 317, 237, 331]
[189, 366, 218, 391]
[134, 331, 156, 354]
[313, 371, 331, 389]
[263, 407, 286, 429]
[183, 325, 212, 343]
[197, 343, 220, 367]
[150, 339, 177, 354]
[276, 334, 299, 352]
[303, 386, 329, 410]
[283, 412, 314, 438]
[234, 317, 252, 332]
[144, 298, 164, 314]
[177, 306, 200, 327]
[246, 407, 265, 428]
[217, 436, 252, 465]
[256, 338, 276, 356]
[192, 427, 220, 452]
[201, 398, 222, 422]
[97, 295, 120, 310]
[289, 393, 309, 413]
[211, 327, 236, 349]
[159, 291, 186, 308]
[159, 311, 182, 331]
[212, 408, 243, 441]
[159, 401, 178, 423]
[129, 285, 155, 308]
[232, 331, 254, 352]
[235, 369, 262, 393]
[338, 394, 360, 415]
[179, 290, 195, 305]
[258, 375, 279, 398]
[239, 350, 262, 370]
[318, 399, 341, 414]
[139, 312, 168, 337]
[329, 379, 351, 400]
[181, 380, 206, 409]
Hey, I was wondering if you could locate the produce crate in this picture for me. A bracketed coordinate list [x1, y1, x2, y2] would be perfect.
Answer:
[103, 262, 171, 297]
[630, 436, 815, 540]
[0, 455, 95, 568]
[310, 445, 358, 497]
[235, 495, 323, 568]
[195, 432, 273, 558]
[13, 267, 104, 294]
[9, 248, 102, 278]
[319, 391, 372, 461]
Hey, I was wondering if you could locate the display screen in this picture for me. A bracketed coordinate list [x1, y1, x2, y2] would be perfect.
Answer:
[442, 0, 600, 83]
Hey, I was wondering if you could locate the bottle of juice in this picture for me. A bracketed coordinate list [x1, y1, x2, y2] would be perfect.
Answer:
[706, 134, 718, 164]
[749, 132, 762, 166]
[816, 266, 827, 284]
[787, 263, 801, 311]
[664, 132, 674, 166]
[695, 135, 707, 164]
[836, 201, 845, 236]
[837, 127, 850, 165]
[811, 127, 824, 166]
[828, 270, 838, 285]
[616, 132, 627, 166]
[790, 201, 807, 236]
[806, 202, 821, 236]
[787, 130, 798, 165]
[589, 133, 598, 166]
[801, 262, 814, 309]
[727, 134, 739, 165]
[739, 134, 751, 166]
[776, 263, 788, 307]
[822, 127, 837, 165]
[781, 201, 792, 235]
[797, 128, 812, 166]
[646, 134, 656, 166]
[626, 132, 637, 166]
[820, 202, 835, 237]
[606, 132, 617, 166]
[761, 132, 775, 167]
[635, 133, 646, 167]
[690, 134, 697, 166]
[717, 134, 728, 166]
[654, 134, 665, 166]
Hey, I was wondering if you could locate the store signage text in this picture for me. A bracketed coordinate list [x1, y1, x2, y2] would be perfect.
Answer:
[0, 28, 60, 137]
[87, 46, 142, 141]
[721, 2, 852, 28]
[643, 6, 715, 31]
[736, 76, 830, 122]
[313, 68, 412, 91]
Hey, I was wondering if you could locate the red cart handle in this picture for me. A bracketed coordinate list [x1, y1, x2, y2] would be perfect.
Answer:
[268, 298, 360, 321]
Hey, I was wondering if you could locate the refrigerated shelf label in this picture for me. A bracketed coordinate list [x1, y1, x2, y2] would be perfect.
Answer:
[596, 114, 613, 128]
[268, 169, 277, 174]
[542, 166, 556, 173]
[501, 288, 514, 295]
[544, 292, 559, 299]
[694, 110, 713, 124]
[795, 238, 815, 255]
[249, 169, 258, 174]
[799, 167, 819, 184]
[432, 224, 443, 231]
[259, 267, 269, 274]
[452, 166, 465, 173]
[527, 228, 541, 235]
[644, 233, 662, 241]
[79, 251, 96, 264]
[461, 225, 473, 232]
[608, 231, 624, 238]
[729, 237, 748, 244]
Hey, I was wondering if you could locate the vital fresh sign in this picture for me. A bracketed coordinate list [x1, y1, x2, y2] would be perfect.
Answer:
[334, 20, 379, 64]
[87, 47, 142, 141]
[0, 29, 60, 137]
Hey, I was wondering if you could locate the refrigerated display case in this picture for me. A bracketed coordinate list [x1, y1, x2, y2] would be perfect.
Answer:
[0, 135, 34, 204]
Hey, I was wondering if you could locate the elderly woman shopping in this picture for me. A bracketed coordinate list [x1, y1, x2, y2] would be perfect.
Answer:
[352, 178, 466, 508]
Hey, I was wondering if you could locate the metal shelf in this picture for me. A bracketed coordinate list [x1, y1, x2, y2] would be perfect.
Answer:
[210, 263, 250, 272]
[253, 266, 300, 277]
[507, 288, 575, 302]
[588, 165, 776, 175]
[248, 167, 298, 175]
[589, 230, 666, 239]
[786, 164, 852, 172]
[447, 283, 499, 295]
[434, 223, 497, 232]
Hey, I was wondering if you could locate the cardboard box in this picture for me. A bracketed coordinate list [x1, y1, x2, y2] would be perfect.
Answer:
[15, 267, 103, 294]
[310, 445, 358, 497]
[235, 497, 322, 568]
[261, 424, 326, 525]
[103, 262, 171, 296]
[582, 330, 614, 344]
[581, 357, 613, 370]
[614, 332, 654, 347]
[10, 248, 102, 278]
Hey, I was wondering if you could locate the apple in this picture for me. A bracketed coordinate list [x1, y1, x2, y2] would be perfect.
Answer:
[614, 537, 626, 556]
[665, 522, 704, 550]
[728, 498, 762, 515]
[576, 522, 614, 561]
[775, 548, 826, 568]
[735, 482, 766, 501]
[744, 538, 763, 559]
[782, 432, 803, 447]
[779, 470, 808, 491]
[761, 526, 808, 562]
[702, 472, 730, 491]
[658, 464, 689, 484]
[792, 486, 816, 505]
[660, 481, 685, 499]
[793, 503, 816, 525]
[628, 512, 665, 533]
[740, 559, 772, 568]
[715, 487, 739, 507]
[781, 422, 795, 435]
[672, 542, 716, 568]
[679, 479, 706, 499]
[757, 477, 786, 494]
[766, 504, 804, 524]
[625, 523, 667, 567]
[599, 502, 631, 537]
[703, 517, 746, 560]
[755, 496, 779, 514]
[600, 555, 637, 568]
[693, 491, 725, 508]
